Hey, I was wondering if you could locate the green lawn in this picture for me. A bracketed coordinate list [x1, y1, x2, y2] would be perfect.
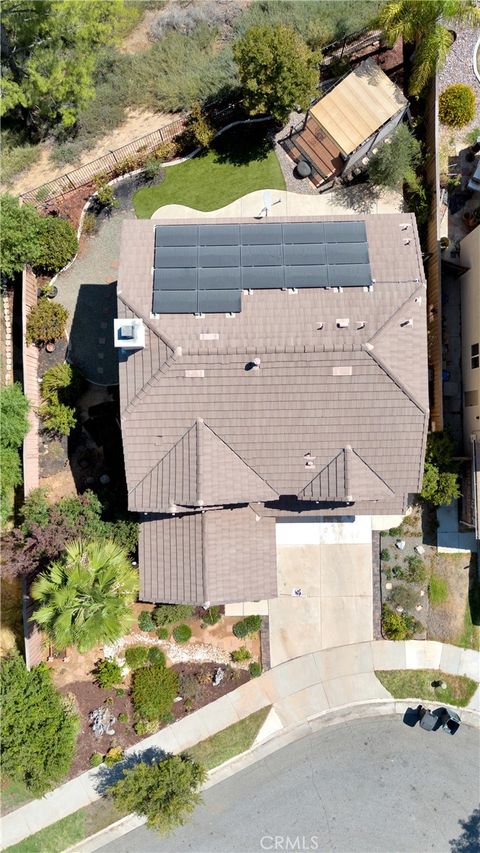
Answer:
[134, 125, 285, 218]
[6, 706, 272, 851]
[375, 670, 478, 707]
[428, 574, 449, 607]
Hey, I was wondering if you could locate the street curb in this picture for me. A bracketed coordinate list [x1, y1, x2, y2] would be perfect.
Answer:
[65, 699, 479, 852]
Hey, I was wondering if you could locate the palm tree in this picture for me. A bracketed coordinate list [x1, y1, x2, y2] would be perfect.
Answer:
[31, 539, 139, 653]
[378, 0, 480, 96]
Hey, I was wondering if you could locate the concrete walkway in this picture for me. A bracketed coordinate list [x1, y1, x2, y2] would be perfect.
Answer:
[1, 640, 478, 849]
[150, 187, 404, 220]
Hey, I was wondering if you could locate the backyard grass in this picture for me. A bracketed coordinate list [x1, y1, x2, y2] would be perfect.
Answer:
[428, 573, 449, 607]
[133, 125, 285, 217]
[375, 670, 478, 707]
[6, 706, 272, 851]
[188, 705, 271, 770]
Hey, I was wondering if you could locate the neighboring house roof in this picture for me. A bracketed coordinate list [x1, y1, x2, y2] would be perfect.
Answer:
[117, 212, 428, 603]
[139, 507, 277, 604]
[309, 59, 407, 156]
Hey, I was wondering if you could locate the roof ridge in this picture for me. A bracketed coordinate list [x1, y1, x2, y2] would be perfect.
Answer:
[367, 284, 425, 345]
[362, 345, 427, 415]
[349, 447, 395, 496]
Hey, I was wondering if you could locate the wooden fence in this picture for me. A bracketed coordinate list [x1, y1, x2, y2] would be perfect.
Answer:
[19, 116, 186, 206]
[424, 77, 443, 432]
[21, 265, 44, 670]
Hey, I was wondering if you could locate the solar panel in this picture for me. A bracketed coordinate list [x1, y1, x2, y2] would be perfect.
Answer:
[153, 290, 198, 314]
[326, 242, 370, 265]
[198, 289, 241, 313]
[155, 225, 197, 247]
[323, 221, 366, 243]
[152, 220, 372, 313]
[328, 263, 372, 286]
[154, 268, 197, 291]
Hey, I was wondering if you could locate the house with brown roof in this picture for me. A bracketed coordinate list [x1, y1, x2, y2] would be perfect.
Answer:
[283, 59, 408, 188]
[115, 213, 428, 606]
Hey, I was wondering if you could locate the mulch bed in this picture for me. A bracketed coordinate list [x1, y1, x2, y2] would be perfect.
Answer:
[41, 183, 96, 232]
[61, 662, 249, 779]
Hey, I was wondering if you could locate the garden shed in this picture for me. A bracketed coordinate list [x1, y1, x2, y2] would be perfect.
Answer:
[284, 58, 408, 188]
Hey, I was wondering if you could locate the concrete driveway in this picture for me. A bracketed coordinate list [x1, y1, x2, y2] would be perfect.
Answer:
[269, 517, 373, 665]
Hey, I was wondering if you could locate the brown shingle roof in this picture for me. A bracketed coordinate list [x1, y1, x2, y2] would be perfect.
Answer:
[139, 507, 277, 604]
[298, 446, 395, 502]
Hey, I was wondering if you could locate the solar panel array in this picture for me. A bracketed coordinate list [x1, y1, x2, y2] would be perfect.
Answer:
[152, 222, 372, 314]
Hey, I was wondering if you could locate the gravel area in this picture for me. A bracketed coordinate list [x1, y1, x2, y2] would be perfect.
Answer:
[273, 111, 319, 196]
[105, 634, 249, 669]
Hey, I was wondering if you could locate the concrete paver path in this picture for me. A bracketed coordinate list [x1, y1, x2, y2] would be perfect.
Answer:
[1, 640, 478, 849]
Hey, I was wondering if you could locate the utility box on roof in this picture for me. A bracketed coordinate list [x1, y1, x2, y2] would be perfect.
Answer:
[113, 318, 145, 349]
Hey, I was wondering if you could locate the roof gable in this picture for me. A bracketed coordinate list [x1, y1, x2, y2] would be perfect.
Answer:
[298, 446, 394, 502]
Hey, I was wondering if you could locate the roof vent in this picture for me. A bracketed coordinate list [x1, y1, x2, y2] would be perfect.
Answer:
[194, 313, 205, 319]
[167, 502, 177, 514]
[225, 312, 236, 318]
[246, 357, 261, 371]
[317, 322, 324, 330]
[356, 321, 366, 330]
[414, 296, 422, 305]
[333, 366, 352, 376]
[185, 369, 205, 378]
[288, 287, 298, 294]
[403, 238, 411, 245]
[200, 333, 219, 341]
[400, 223, 411, 230]
[304, 452, 316, 469]
[401, 319, 413, 328]
[113, 318, 145, 350]
[336, 318, 349, 329]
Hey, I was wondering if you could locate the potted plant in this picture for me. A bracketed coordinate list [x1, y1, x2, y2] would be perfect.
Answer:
[439, 236, 449, 250]
[37, 281, 59, 300]
[25, 299, 68, 349]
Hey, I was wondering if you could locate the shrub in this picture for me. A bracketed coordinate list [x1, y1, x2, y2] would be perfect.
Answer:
[422, 432, 461, 506]
[244, 614, 262, 633]
[118, 712, 128, 723]
[26, 299, 68, 345]
[0, 383, 30, 448]
[148, 647, 166, 667]
[187, 102, 215, 148]
[382, 605, 417, 640]
[115, 688, 124, 697]
[156, 627, 169, 640]
[249, 661, 262, 678]
[31, 216, 78, 274]
[125, 646, 149, 669]
[368, 124, 421, 192]
[403, 555, 427, 584]
[391, 585, 419, 611]
[202, 605, 222, 626]
[439, 84, 476, 128]
[104, 746, 124, 766]
[94, 658, 123, 689]
[0, 655, 78, 795]
[173, 624, 192, 644]
[231, 646, 251, 662]
[95, 183, 118, 209]
[0, 446, 23, 523]
[232, 619, 248, 639]
[41, 363, 73, 401]
[132, 665, 179, 723]
[39, 398, 76, 436]
[153, 604, 193, 626]
[428, 574, 449, 606]
[143, 157, 163, 181]
[392, 564, 405, 579]
[380, 548, 391, 562]
[179, 672, 198, 701]
[90, 752, 103, 767]
[82, 212, 97, 235]
[108, 754, 206, 833]
[138, 610, 155, 632]
[388, 526, 402, 537]
[154, 141, 176, 161]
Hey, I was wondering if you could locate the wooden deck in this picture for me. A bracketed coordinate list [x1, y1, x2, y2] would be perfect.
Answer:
[282, 116, 345, 188]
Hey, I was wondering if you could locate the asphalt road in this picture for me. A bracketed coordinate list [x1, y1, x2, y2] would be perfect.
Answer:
[100, 716, 480, 853]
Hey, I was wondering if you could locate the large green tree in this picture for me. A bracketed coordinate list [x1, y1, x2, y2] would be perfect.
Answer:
[0, 654, 78, 795]
[1, 0, 138, 132]
[31, 538, 139, 652]
[378, 0, 480, 96]
[233, 24, 320, 123]
[109, 755, 206, 834]
[0, 194, 77, 281]
[368, 124, 421, 190]
[421, 431, 461, 507]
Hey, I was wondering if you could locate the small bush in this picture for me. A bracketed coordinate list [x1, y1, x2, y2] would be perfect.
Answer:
[388, 527, 402, 537]
[90, 752, 103, 767]
[173, 624, 192, 644]
[104, 746, 124, 766]
[26, 299, 68, 345]
[187, 102, 215, 148]
[115, 688, 125, 697]
[202, 605, 222, 626]
[118, 712, 128, 723]
[249, 661, 262, 678]
[403, 555, 426, 584]
[244, 614, 262, 634]
[39, 398, 76, 436]
[32, 216, 78, 275]
[231, 646, 251, 662]
[382, 605, 417, 640]
[154, 141, 176, 161]
[428, 574, 449, 606]
[41, 363, 72, 401]
[153, 604, 193, 626]
[179, 672, 198, 701]
[94, 658, 123, 689]
[125, 646, 149, 669]
[392, 565, 405, 579]
[132, 665, 179, 723]
[143, 157, 163, 181]
[138, 610, 155, 632]
[391, 585, 418, 611]
[232, 620, 248, 639]
[439, 84, 476, 128]
[380, 548, 391, 562]
[82, 213, 97, 235]
[148, 647, 166, 666]
[95, 183, 118, 209]
[156, 627, 169, 640]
